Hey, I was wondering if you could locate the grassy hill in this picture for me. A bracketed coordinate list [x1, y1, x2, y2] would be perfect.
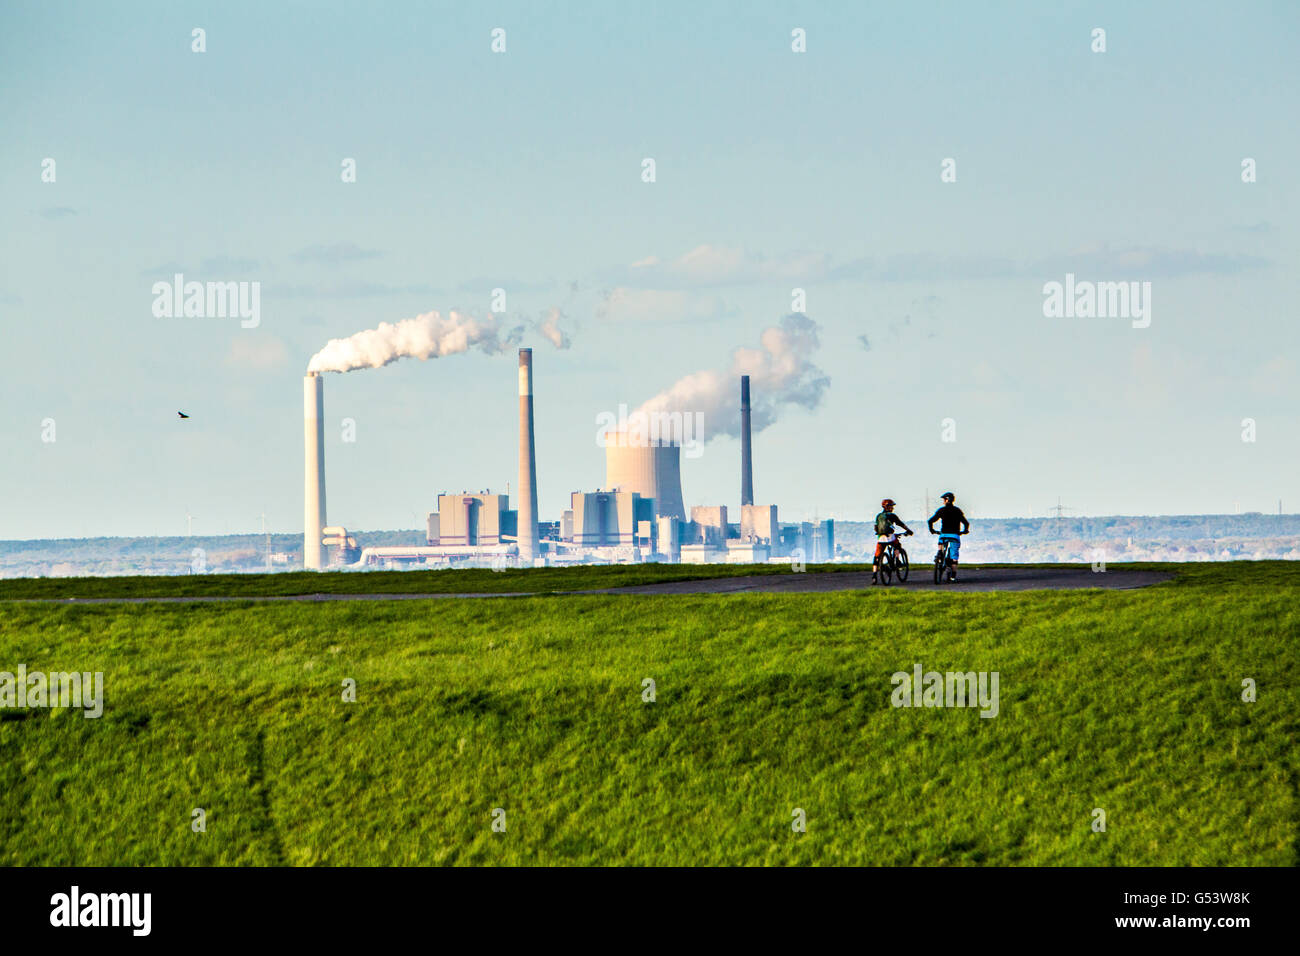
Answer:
[0, 561, 863, 600]
[0, 563, 1295, 865]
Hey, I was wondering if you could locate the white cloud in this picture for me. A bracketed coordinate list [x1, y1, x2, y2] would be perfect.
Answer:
[1253, 356, 1296, 398]
[595, 287, 734, 323]
[226, 335, 289, 370]
[616, 244, 855, 289]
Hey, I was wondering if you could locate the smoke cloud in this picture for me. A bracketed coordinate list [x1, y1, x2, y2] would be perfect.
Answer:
[634, 313, 829, 440]
[307, 310, 523, 373]
[535, 307, 570, 350]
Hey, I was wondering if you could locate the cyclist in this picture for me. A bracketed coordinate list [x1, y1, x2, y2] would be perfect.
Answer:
[927, 491, 970, 581]
[872, 498, 914, 583]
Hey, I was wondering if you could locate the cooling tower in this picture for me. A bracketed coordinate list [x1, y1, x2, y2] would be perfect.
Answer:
[303, 372, 327, 570]
[517, 349, 539, 562]
[740, 375, 753, 507]
[605, 432, 686, 520]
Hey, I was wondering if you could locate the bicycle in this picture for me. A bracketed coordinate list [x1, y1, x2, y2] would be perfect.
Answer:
[932, 531, 966, 585]
[875, 533, 911, 585]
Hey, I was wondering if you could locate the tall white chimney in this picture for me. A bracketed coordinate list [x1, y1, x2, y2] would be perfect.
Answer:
[304, 372, 327, 569]
[517, 349, 539, 563]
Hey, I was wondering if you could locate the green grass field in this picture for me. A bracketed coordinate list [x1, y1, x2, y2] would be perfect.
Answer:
[0, 561, 862, 600]
[1, 562, 1296, 865]
[0, 560, 1191, 601]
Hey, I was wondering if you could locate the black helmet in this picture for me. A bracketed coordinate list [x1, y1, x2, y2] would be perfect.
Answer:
[941, 491, 955, 502]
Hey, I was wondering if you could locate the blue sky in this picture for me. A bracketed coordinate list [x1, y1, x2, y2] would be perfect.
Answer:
[1, 0, 1296, 538]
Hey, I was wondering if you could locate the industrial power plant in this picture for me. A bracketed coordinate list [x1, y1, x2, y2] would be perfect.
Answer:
[303, 349, 833, 570]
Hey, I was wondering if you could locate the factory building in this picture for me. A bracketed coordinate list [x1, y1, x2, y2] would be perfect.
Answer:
[547, 416, 691, 563]
[776, 519, 836, 562]
[679, 543, 722, 564]
[555, 490, 657, 562]
[690, 506, 728, 546]
[554, 375, 830, 565]
[740, 504, 778, 544]
[350, 492, 525, 569]
[306, 346, 835, 571]
[604, 431, 686, 520]
[670, 378, 837, 564]
[567, 491, 654, 548]
[428, 492, 516, 547]
[656, 516, 680, 562]
[322, 526, 360, 566]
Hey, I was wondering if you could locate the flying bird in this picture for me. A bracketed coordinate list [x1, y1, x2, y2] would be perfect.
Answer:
[177, 411, 190, 419]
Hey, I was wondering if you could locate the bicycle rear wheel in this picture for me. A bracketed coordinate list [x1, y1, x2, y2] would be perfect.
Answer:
[879, 547, 894, 585]
[933, 545, 945, 585]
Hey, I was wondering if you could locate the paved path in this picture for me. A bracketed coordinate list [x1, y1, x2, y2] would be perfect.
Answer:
[584, 566, 1172, 595]
[5, 567, 1171, 604]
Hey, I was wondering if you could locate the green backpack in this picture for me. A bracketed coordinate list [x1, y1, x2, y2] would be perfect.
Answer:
[875, 511, 893, 535]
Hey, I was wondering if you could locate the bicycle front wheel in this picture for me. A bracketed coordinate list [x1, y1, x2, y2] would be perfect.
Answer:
[896, 546, 909, 582]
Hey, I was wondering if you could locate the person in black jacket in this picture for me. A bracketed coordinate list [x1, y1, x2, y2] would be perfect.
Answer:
[927, 492, 970, 580]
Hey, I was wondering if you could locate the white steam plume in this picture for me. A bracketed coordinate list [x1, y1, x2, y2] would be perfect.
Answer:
[307, 310, 523, 374]
[634, 313, 830, 440]
[536, 307, 571, 350]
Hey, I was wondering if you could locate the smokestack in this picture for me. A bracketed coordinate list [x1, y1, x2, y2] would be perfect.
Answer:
[303, 373, 327, 569]
[518, 349, 539, 563]
[740, 374, 753, 507]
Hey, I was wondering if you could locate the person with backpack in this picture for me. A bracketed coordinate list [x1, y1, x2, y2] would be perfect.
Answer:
[872, 498, 914, 584]
[927, 491, 970, 581]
